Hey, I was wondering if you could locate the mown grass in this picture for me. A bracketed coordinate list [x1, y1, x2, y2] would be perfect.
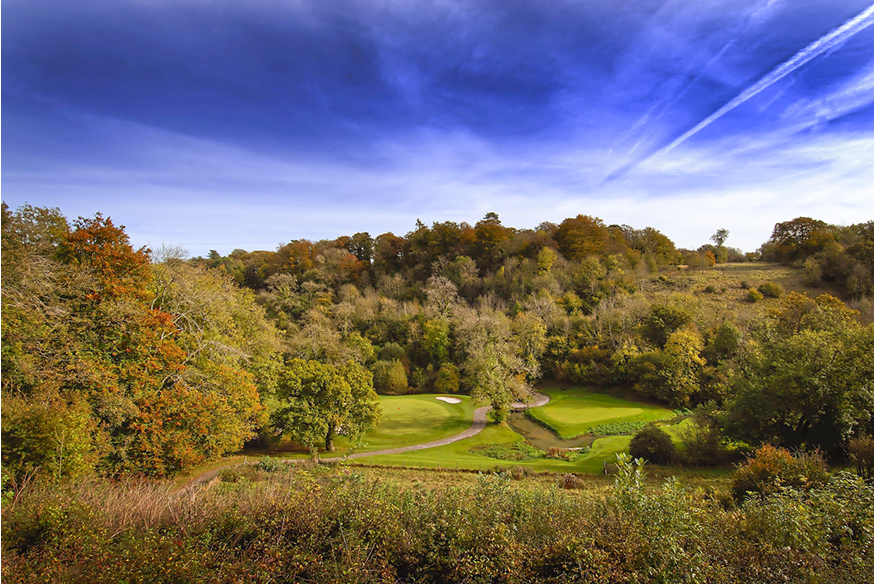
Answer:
[526, 387, 674, 439]
[334, 394, 474, 452]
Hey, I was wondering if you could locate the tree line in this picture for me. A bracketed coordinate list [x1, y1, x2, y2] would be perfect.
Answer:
[2, 203, 872, 479]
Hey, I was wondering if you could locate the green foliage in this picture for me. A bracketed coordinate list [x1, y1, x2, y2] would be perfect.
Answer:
[254, 456, 284, 473]
[371, 359, 409, 395]
[589, 420, 655, 436]
[5, 462, 873, 583]
[469, 442, 543, 461]
[272, 358, 381, 452]
[631, 328, 705, 407]
[2, 392, 103, 482]
[378, 342, 407, 362]
[706, 322, 741, 359]
[422, 318, 451, 363]
[731, 444, 829, 502]
[642, 303, 692, 347]
[726, 293, 874, 456]
[628, 425, 676, 465]
[678, 407, 725, 467]
[434, 362, 460, 394]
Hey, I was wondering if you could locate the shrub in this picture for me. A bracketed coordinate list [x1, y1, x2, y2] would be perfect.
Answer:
[510, 466, 533, 480]
[470, 443, 543, 462]
[255, 456, 284, 473]
[560, 473, 583, 489]
[680, 418, 723, 467]
[731, 444, 830, 502]
[642, 303, 692, 347]
[746, 288, 763, 303]
[757, 281, 784, 298]
[702, 284, 718, 293]
[628, 424, 675, 465]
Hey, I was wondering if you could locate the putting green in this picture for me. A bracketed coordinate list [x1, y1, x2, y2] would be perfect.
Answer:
[334, 394, 474, 452]
[526, 388, 674, 439]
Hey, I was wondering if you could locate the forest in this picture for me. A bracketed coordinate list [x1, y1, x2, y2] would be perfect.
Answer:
[2, 202, 873, 582]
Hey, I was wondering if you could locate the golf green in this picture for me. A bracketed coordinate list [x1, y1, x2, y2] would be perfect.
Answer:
[526, 388, 674, 439]
[334, 394, 474, 452]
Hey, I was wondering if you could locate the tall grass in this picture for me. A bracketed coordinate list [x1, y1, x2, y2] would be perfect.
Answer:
[3, 462, 872, 583]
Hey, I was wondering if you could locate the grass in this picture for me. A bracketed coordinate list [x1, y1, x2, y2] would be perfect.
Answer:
[334, 394, 474, 452]
[526, 387, 674, 439]
[350, 417, 691, 475]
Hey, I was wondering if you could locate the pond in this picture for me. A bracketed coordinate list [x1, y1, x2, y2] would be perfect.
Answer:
[507, 410, 595, 450]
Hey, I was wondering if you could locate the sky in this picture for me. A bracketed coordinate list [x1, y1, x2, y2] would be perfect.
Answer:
[2, 0, 873, 256]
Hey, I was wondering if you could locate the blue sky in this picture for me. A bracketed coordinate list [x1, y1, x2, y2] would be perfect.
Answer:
[3, 0, 873, 255]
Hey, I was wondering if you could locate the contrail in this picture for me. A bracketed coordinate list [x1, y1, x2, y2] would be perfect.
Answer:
[656, 4, 874, 157]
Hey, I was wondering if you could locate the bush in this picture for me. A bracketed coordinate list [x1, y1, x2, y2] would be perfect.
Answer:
[680, 418, 723, 467]
[757, 281, 784, 298]
[255, 456, 284, 473]
[510, 466, 533, 480]
[746, 288, 763, 303]
[470, 443, 543, 462]
[560, 473, 583, 489]
[628, 425, 676, 465]
[731, 444, 830, 502]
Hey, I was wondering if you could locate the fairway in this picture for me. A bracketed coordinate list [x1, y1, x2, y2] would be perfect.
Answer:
[334, 395, 474, 452]
[527, 387, 674, 439]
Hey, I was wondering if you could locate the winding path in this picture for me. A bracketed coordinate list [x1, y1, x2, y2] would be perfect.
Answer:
[182, 391, 550, 490]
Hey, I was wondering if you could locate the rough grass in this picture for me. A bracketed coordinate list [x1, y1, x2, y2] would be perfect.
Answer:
[526, 388, 675, 439]
[7, 464, 867, 584]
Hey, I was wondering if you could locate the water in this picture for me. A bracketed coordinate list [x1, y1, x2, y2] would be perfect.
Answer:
[506, 411, 594, 450]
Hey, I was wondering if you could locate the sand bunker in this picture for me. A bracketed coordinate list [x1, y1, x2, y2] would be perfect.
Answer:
[436, 396, 462, 404]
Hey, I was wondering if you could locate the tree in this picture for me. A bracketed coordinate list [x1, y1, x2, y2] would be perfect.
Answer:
[435, 362, 460, 393]
[453, 307, 535, 422]
[554, 215, 611, 262]
[710, 229, 729, 247]
[762, 217, 833, 264]
[731, 445, 829, 502]
[632, 328, 705, 407]
[725, 294, 874, 456]
[629, 425, 675, 465]
[642, 303, 692, 347]
[272, 359, 381, 452]
[371, 359, 408, 394]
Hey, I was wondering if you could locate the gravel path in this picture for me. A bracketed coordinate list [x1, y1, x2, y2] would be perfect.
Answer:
[182, 391, 550, 490]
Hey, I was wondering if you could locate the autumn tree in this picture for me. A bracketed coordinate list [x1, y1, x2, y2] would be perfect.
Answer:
[554, 215, 611, 262]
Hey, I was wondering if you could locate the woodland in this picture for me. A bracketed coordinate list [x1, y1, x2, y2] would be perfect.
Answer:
[1, 203, 873, 583]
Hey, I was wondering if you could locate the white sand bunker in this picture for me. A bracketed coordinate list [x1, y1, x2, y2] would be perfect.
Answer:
[436, 396, 461, 404]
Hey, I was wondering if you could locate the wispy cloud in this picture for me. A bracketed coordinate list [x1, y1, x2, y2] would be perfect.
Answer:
[657, 5, 874, 156]
[3, 0, 872, 256]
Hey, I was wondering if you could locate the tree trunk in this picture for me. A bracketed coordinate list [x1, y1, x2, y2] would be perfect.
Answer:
[325, 428, 335, 452]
